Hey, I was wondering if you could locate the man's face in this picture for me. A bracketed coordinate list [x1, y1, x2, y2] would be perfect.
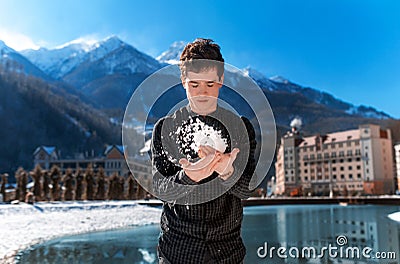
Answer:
[182, 67, 224, 115]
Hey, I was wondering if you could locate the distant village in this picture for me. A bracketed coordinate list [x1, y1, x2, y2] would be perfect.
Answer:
[274, 123, 400, 197]
[0, 145, 152, 203]
[1, 123, 400, 203]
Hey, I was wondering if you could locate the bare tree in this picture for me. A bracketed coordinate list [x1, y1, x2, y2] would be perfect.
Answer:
[30, 164, 43, 201]
[95, 167, 106, 200]
[1, 173, 8, 202]
[85, 164, 95, 200]
[62, 168, 74, 201]
[75, 169, 84, 201]
[107, 173, 120, 200]
[42, 170, 51, 201]
[50, 165, 61, 201]
[127, 173, 138, 200]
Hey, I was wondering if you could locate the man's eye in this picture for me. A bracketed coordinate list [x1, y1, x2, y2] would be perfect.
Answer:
[207, 83, 214, 87]
[192, 84, 198, 88]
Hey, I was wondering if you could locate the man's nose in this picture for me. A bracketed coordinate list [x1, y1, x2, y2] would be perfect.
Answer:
[198, 83, 208, 94]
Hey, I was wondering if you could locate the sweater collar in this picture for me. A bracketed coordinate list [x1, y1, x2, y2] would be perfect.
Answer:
[185, 104, 221, 118]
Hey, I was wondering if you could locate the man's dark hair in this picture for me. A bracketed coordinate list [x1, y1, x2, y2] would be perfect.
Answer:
[180, 38, 224, 79]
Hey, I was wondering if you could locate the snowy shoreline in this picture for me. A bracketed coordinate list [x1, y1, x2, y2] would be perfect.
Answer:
[0, 201, 162, 264]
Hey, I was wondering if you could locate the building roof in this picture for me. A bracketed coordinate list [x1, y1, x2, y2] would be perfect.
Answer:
[298, 129, 360, 147]
[104, 145, 124, 155]
[33, 146, 56, 156]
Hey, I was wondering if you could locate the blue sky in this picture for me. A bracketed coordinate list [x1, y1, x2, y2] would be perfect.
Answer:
[0, 0, 399, 118]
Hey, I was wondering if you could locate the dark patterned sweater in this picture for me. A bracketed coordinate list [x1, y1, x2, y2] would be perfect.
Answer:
[151, 104, 257, 264]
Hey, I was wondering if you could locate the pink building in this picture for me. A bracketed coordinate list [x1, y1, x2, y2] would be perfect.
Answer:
[275, 124, 395, 196]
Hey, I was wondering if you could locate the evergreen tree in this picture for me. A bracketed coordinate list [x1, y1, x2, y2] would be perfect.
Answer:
[85, 164, 95, 200]
[50, 165, 61, 201]
[75, 169, 84, 201]
[62, 168, 74, 201]
[95, 167, 106, 200]
[30, 164, 43, 201]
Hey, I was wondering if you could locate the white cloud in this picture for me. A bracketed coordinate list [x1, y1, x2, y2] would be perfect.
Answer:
[0, 29, 40, 51]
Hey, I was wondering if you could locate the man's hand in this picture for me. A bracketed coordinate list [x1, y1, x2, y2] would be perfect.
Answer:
[179, 146, 221, 182]
[179, 145, 240, 182]
[212, 148, 240, 180]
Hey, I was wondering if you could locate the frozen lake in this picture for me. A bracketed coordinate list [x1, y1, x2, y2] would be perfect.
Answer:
[15, 204, 400, 263]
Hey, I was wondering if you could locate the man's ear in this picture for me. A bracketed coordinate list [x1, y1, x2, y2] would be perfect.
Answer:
[181, 76, 187, 89]
[218, 74, 224, 88]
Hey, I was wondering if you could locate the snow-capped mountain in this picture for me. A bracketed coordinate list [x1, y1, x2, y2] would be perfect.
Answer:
[21, 42, 91, 79]
[156, 41, 186, 64]
[60, 36, 161, 87]
[242, 66, 390, 120]
[0, 40, 49, 79]
[21, 36, 154, 79]
[243, 66, 277, 91]
[22, 36, 164, 108]
[17, 37, 394, 119]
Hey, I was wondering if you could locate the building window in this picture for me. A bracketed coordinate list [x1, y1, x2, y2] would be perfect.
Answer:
[304, 169, 308, 173]
[331, 144, 336, 149]
[347, 141, 351, 147]
[339, 151, 344, 157]
[341, 174, 345, 179]
[339, 143, 343, 148]
[347, 158, 352, 162]
[331, 152, 337, 158]
[340, 166, 344, 171]
[347, 150, 352, 156]
[357, 173, 361, 178]
[348, 166, 353, 170]
[349, 174, 353, 179]
[357, 165, 361, 170]
[333, 175, 337, 180]
[340, 159, 344, 163]
[333, 167, 337, 171]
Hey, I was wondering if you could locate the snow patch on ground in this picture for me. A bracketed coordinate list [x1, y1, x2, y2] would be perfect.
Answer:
[0, 201, 161, 262]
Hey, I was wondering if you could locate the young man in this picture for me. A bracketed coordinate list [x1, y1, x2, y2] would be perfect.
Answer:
[151, 38, 257, 263]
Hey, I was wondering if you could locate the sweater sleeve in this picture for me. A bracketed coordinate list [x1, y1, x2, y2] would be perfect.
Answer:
[227, 116, 257, 199]
[151, 118, 198, 201]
